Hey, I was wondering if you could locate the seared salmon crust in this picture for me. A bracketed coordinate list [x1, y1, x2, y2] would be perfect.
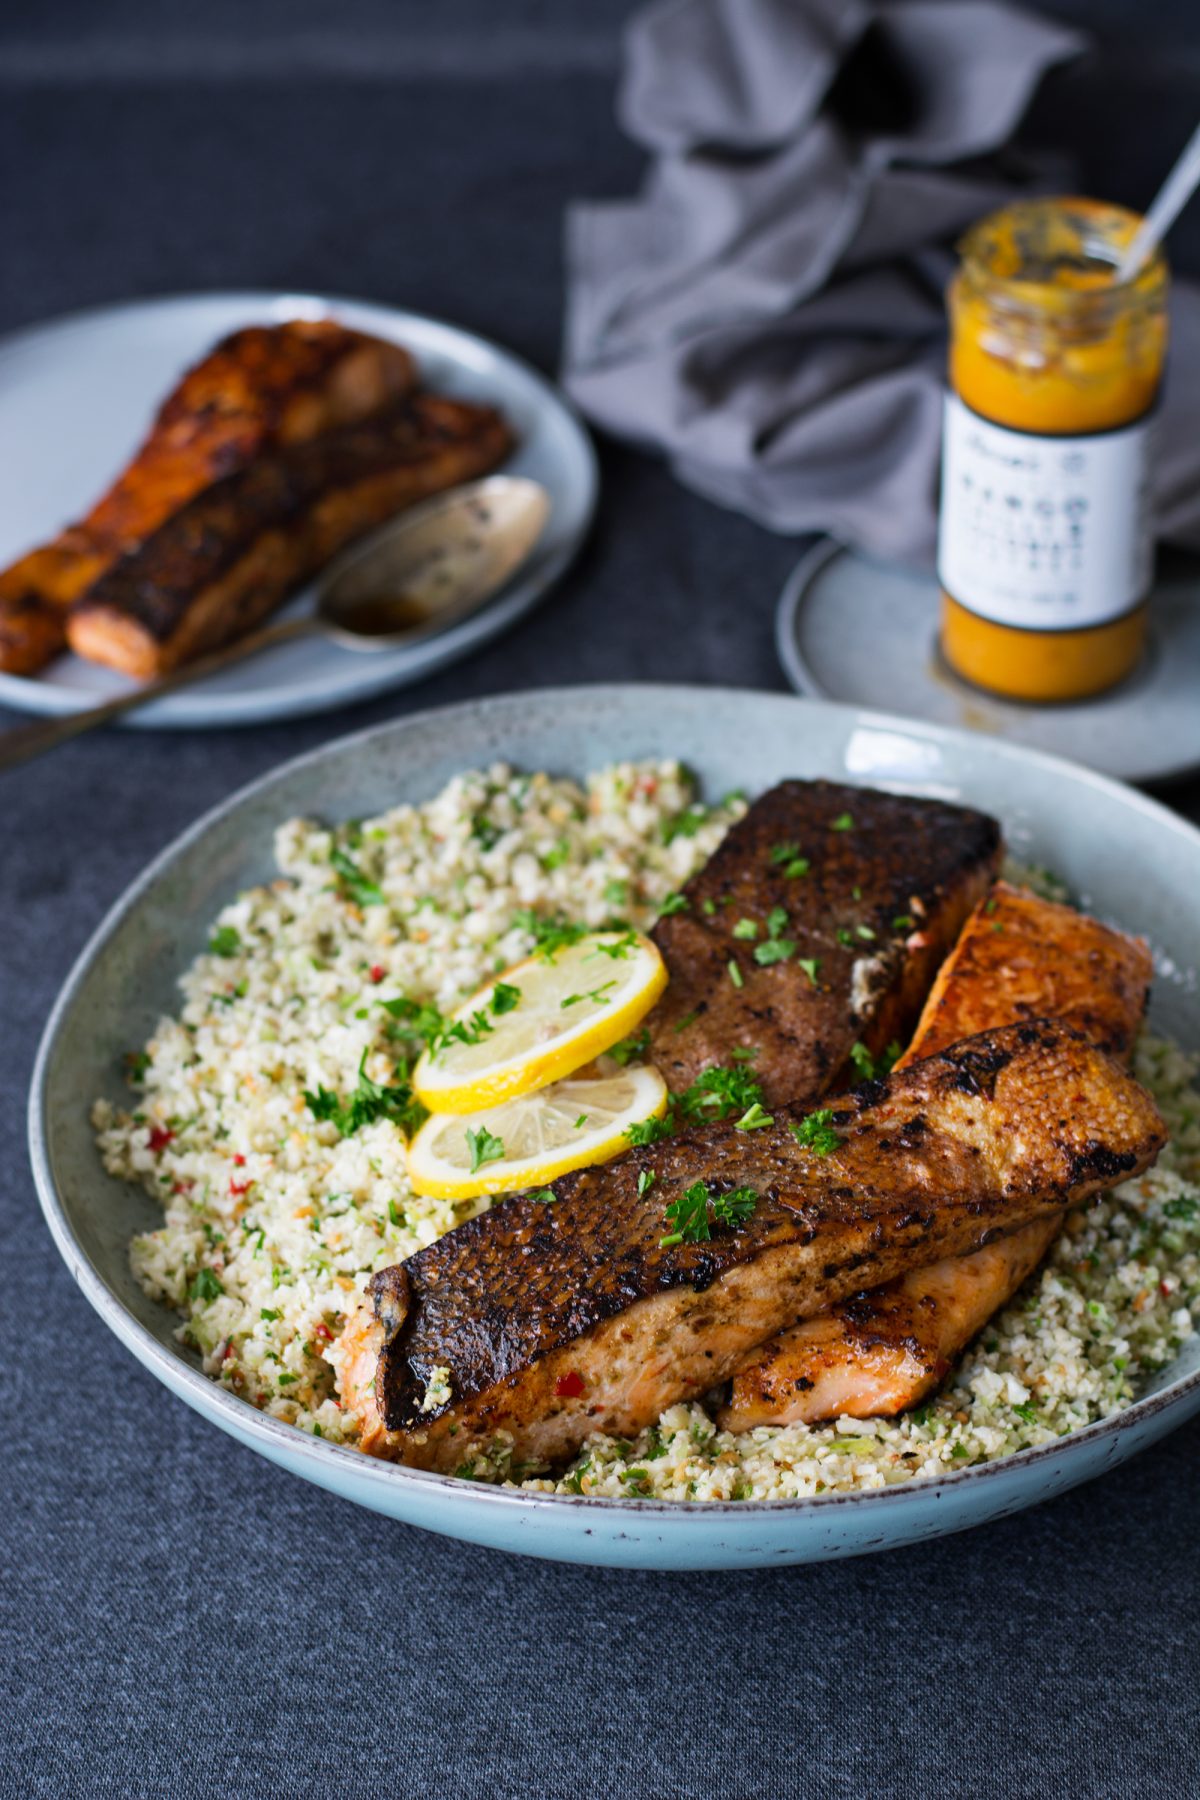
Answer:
[0, 319, 416, 673]
[364, 1021, 1164, 1471]
[648, 779, 1001, 1108]
[721, 883, 1156, 1428]
[67, 394, 512, 676]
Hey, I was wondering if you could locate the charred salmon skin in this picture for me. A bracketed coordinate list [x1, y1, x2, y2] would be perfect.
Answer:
[0, 319, 415, 673]
[720, 885, 1154, 1429]
[343, 1022, 1163, 1471]
[647, 780, 1001, 1108]
[67, 395, 512, 677]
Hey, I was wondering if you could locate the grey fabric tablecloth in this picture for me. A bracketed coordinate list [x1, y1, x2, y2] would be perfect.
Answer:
[2, 9, 1199, 1796]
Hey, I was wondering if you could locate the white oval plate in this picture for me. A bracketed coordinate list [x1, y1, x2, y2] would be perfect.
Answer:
[28, 686, 1200, 1569]
[0, 292, 596, 727]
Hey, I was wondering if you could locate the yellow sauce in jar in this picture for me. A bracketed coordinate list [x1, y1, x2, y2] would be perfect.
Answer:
[938, 199, 1168, 702]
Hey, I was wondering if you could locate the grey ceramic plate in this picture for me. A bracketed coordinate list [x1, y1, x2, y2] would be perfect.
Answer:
[0, 292, 596, 726]
[29, 686, 1200, 1569]
[776, 540, 1200, 786]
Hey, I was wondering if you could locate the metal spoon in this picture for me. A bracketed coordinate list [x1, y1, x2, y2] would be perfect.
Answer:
[0, 475, 550, 773]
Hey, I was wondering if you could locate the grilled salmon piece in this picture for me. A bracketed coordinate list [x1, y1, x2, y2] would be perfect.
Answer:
[0, 319, 415, 673]
[67, 395, 512, 677]
[342, 1022, 1163, 1472]
[720, 885, 1154, 1429]
[648, 780, 1001, 1108]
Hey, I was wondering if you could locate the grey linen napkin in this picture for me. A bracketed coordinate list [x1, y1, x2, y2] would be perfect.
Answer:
[564, 0, 1200, 565]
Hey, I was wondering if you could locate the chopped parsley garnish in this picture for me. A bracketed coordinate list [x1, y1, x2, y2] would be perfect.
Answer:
[471, 814, 503, 852]
[831, 812, 854, 831]
[658, 892, 689, 917]
[387, 1198, 405, 1228]
[189, 1268, 224, 1303]
[208, 925, 241, 958]
[125, 1050, 150, 1085]
[1164, 1196, 1198, 1220]
[732, 918, 758, 940]
[260, 1308, 281, 1322]
[735, 1102, 773, 1131]
[1012, 1401, 1037, 1425]
[609, 1027, 650, 1066]
[848, 1040, 900, 1081]
[380, 995, 448, 1059]
[540, 840, 570, 871]
[673, 1010, 699, 1033]
[753, 909, 796, 965]
[466, 1126, 506, 1173]
[528, 1187, 557, 1205]
[490, 982, 521, 1016]
[855, 924, 876, 940]
[753, 938, 795, 966]
[637, 1168, 656, 1197]
[662, 805, 708, 845]
[304, 1049, 426, 1139]
[437, 1009, 495, 1052]
[330, 846, 385, 907]
[727, 959, 745, 989]
[893, 914, 915, 930]
[562, 1458, 591, 1494]
[788, 1108, 841, 1155]
[678, 1064, 765, 1123]
[836, 928, 853, 946]
[796, 957, 820, 985]
[574, 1113, 589, 1128]
[625, 1114, 673, 1148]
[701, 898, 717, 917]
[591, 930, 640, 960]
[604, 879, 629, 906]
[659, 1182, 713, 1247]
[770, 842, 810, 878]
[511, 910, 591, 960]
[660, 1181, 758, 1247]
[561, 979, 617, 1009]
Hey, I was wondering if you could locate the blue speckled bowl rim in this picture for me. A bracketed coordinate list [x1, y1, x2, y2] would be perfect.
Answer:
[28, 683, 1200, 1525]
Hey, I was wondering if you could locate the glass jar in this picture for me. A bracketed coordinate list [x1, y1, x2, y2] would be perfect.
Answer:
[937, 198, 1168, 702]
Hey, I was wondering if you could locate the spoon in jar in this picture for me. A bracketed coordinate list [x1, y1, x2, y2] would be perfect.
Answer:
[0, 476, 551, 773]
[1115, 119, 1200, 282]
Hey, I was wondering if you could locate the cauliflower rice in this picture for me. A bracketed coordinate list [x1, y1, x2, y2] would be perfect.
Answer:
[93, 760, 1200, 1501]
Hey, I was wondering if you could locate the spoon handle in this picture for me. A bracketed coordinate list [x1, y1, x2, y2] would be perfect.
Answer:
[0, 614, 321, 774]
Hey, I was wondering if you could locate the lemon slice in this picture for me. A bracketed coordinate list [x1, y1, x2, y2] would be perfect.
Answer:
[406, 1062, 669, 1199]
[412, 929, 667, 1114]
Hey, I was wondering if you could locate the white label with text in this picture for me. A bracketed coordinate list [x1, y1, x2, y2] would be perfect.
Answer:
[937, 394, 1153, 631]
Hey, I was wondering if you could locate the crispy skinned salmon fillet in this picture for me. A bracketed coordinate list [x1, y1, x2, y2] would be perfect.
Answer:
[340, 1022, 1164, 1471]
[0, 320, 415, 673]
[66, 395, 512, 677]
[720, 884, 1154, 1429]
[648, 781, 1001, 1109]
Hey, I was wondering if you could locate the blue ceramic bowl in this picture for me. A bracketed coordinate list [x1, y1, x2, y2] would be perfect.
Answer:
[29, 686, 1200, 1569]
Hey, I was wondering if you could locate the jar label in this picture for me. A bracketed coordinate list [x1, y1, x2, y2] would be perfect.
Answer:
[937, 394, 1154, 631]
